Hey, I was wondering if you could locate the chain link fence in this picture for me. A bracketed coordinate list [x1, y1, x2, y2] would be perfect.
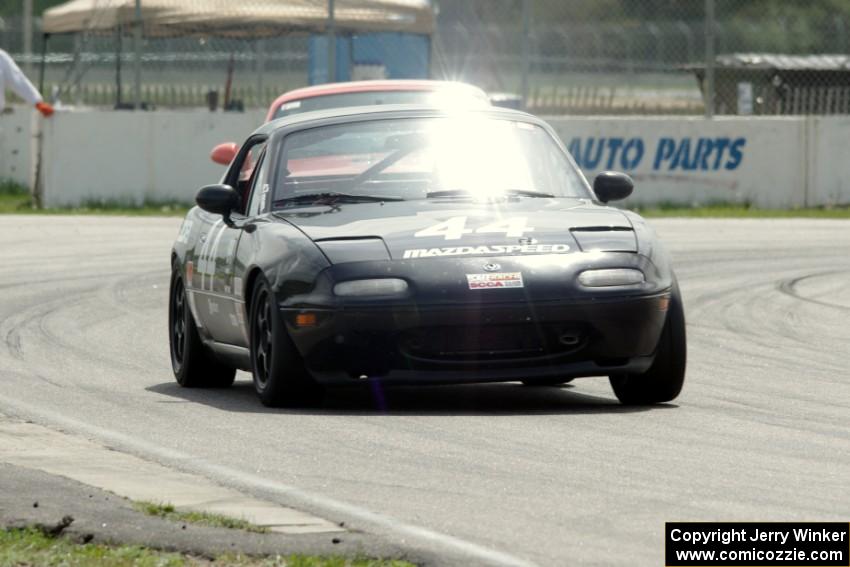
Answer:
[434, 0, 850, 115]
[3, 0, 850, 114]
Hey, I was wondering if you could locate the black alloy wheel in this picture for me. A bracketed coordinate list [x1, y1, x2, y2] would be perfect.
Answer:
[168, 266, 235, 388]
[249, 276, 322, 407]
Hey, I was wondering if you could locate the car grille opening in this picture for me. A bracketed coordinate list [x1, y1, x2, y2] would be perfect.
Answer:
[400, 324, 588, 362]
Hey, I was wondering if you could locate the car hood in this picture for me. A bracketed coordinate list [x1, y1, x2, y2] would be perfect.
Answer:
[273, 198, 636, 262]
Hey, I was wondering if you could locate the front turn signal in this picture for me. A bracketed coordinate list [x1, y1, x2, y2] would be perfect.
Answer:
[577, 268, 644, 287]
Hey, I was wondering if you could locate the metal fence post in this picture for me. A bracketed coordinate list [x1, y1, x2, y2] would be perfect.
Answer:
[133, 0, 142, 109]
[23, 0, 33, 77]
[677, 21, 694, 64]
[327, 0, 336, 83]
[255, 38, 265, 106]
[520, 0, 530, 109]
[704, 0, 715, 118]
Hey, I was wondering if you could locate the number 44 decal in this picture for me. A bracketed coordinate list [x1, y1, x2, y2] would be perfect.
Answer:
[414, 216, 535, 241]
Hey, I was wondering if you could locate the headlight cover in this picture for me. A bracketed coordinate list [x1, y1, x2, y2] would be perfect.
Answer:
[333, 278, 409, 297]
[577, 268, 644, 288]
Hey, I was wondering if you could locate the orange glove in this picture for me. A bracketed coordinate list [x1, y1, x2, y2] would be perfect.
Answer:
[35, 102, 54, 117]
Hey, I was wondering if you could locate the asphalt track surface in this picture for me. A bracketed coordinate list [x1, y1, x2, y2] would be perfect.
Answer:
[1, 215, 848, 566]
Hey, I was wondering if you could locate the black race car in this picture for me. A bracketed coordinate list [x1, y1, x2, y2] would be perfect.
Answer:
[169, 105, 686, 407]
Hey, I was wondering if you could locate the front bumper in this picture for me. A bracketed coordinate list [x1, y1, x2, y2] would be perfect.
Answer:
[284, 293, 668, 385]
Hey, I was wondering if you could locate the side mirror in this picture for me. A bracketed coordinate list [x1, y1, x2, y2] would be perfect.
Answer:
[593, 171, 634, 203]
[210, 142, 238, 165]
[196, 184, 240, 220]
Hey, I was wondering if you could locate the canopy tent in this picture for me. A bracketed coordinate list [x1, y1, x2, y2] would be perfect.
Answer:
[39, 0, 434, 110]
[42, 0, 435, 37]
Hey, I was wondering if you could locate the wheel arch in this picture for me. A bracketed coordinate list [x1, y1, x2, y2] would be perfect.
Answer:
[242, 266, 266, 316]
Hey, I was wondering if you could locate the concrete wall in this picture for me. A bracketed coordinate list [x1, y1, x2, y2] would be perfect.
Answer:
[805, 116, 850, 207]
[0, 106, 37, 187]
[3, 110, 849, 208]
[40, 109, 264, 207]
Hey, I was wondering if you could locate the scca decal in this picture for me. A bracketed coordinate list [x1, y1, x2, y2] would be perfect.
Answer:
[467, 272, 524, 289]
[568, 136, 746, 172]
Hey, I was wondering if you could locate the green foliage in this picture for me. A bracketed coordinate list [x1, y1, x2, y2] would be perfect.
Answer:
[0, 180, 28, 196]
[532, 0, 850, 24]
[433, 0, 850, 26]
[0, 0, 62, 16]
[0, 190, 32, 213]
[0, 528, 188, 567]
[0, 528, 417, 567]
[432, 0, 850, 58]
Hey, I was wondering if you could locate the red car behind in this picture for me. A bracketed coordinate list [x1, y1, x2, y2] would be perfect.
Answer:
[211, 80, 489, 165]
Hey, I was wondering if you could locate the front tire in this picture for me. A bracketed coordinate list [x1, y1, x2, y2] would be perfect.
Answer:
[610, 281, 686, 405]
[249, 277, 322, 407]
[168, 267, 235, 388]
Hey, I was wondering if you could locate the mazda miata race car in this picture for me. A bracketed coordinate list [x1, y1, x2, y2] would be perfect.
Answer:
[169, 105, 686, 407]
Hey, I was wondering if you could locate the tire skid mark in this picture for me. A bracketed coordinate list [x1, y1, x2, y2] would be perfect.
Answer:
[0, 271, 155, 374]
[0, 369, 64, 389]
[34, 288, 155, 375]
[681, 259, 850, 378]
[0, 270, 149, 292]
[696, 392, 850, 440]
[691, 318, 847, 377]
[777, 270, 850, 312]
[688, 317, 836, 372]
[102, 269, 169, 318]
[1, 292, 93, 360]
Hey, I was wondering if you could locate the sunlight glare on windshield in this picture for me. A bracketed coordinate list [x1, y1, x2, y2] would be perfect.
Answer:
[425, 118, 535, 198]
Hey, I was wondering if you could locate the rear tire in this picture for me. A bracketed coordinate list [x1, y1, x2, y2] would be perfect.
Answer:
[610, 280, 686, 405]
[168, 266, 236, 388]
[521, 378, 574, 387]
[249, 276, 322, 407]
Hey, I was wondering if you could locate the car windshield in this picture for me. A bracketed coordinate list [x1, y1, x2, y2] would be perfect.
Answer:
[273, 90, 487, 120]
[272, 116, 590, 207]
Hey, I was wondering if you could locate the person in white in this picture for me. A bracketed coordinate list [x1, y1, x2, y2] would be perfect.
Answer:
[0, 48, 53, 117]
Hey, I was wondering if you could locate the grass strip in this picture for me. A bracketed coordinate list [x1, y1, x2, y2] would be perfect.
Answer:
[133, 501, 268, 534]
[0, 192, 190, 216]
[632, 202, 850, 218]
[0, 527, 190, 566]
[0, 528, 416, 566]
[3, 180, 848, 219]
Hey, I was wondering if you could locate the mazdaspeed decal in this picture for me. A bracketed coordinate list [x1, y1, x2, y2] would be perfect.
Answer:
[467, 272, 524, 290]
[402, 243, 570, 259]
